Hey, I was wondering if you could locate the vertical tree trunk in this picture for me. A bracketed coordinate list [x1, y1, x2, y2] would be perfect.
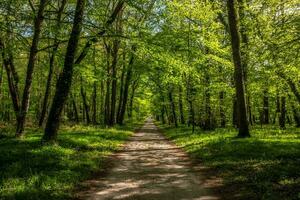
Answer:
[42, 0, 85, 142]
[227, 0, 250, 137]
[0, 39, 21, 122]
[71, 94, 79, 122]
[92, 82, 97, 124]
[248, 95, 253, 125]
[232, 97, 238, 127]
[80, 79, 91, 124]
[279, 96, 286, 129]
[263, 89, 269, 124]
[16, 0, 48, 136]
[104, 43, 111, 126]
[168, 89, 178, 128]
[109, 40, 120, 126]
[117, 46, 136, 125]
[273, 93, 281, 124]
[178, 86, 185, 124]
[116, 53, 126, 122]
[128, 79, 138, 119]
[219, 91, 226, 128]
[39, 0, 67, 127]
[203, 74, 213, 130]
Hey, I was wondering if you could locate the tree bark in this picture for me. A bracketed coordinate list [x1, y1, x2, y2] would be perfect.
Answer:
[227, 0, 250, 137]
[42, 0, 85, 142]
[263, 89, 269, 124]
[16, 0, 48, 136]
[116, 54, 126, 123]
[117, 46, 136, 125]
[80, 79, 91, 124]
[219, 91, 226, 128]
[109, 40, 120, 126]
[39, 0, 67, 127]
[168, 88, 178, 128]
[178, 86, 185, 124]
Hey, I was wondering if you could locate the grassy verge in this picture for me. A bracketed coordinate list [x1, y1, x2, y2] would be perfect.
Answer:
[159, 124, 300, 200]
[0, 123, 139, 200]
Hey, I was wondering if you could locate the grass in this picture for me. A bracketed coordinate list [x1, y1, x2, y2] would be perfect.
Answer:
[0, 123, 138, 200]
[159, 124, 300, 200]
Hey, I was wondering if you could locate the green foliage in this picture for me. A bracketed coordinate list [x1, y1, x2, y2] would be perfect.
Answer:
[160, 124, 300, 199]
[0, 125, 134, 200]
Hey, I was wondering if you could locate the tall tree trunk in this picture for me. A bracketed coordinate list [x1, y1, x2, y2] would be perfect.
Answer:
[279, 96, 286, 129]
[227, 0, 250, 137]
[16, 0, 48, 136]
[178, 86, 185, 124]
[203, 74, 213, 130]
[104, 43, 111, 126]
[248, 95, 253, 125]
[273, 93, 281, 124]
[80, 79, 91, 124]
[168, 89, 178, 128]
[109, 40, 120, 126]
[128, 79, 138, 119]
[263, 89, 269, 124]
[219, 91, 226, 128]
[92, 82, 97, 124]
[0, 39, 21, 122]
[117, 46, 136, 125]
[39, 0, 67, 127]
[71, 94, 79, 122]
[116, 53, 126, 122]
[42, 0, 85, 143]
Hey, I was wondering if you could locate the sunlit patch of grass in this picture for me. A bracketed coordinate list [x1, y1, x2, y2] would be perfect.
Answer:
[0, 124, 136, 200]
[160, 124, 300, 200]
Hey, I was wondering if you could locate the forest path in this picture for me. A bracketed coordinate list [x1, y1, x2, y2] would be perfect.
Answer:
[75, 119, 220, 200]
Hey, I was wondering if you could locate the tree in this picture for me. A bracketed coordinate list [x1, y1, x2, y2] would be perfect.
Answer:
[227, 0, 250, 137]
[42, 0, 86, 142]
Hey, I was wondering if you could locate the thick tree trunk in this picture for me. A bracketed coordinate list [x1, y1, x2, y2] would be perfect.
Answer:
[16, 0, 48, 136]
[227, 0, 250, 137]
[39, 0, 67, 127]
[42, 0, 85, 142]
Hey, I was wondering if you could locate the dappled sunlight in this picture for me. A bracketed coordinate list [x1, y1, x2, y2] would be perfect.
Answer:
[163, 125, 300, 199]
[76, 120, 221, 200]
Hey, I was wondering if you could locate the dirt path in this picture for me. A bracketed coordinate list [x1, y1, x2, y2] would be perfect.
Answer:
[76, 119, 221, 200]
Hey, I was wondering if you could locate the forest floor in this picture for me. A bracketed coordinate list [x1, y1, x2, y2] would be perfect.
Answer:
[0, 124, 135, 200]
[161, 124, 300, 200]
[75, 119, 221, 200]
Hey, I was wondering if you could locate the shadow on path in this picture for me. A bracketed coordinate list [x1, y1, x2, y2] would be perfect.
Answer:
[75, 119, 221, 200]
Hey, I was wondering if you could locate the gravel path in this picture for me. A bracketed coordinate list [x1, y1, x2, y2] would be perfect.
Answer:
[76, 119, 220, 200]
